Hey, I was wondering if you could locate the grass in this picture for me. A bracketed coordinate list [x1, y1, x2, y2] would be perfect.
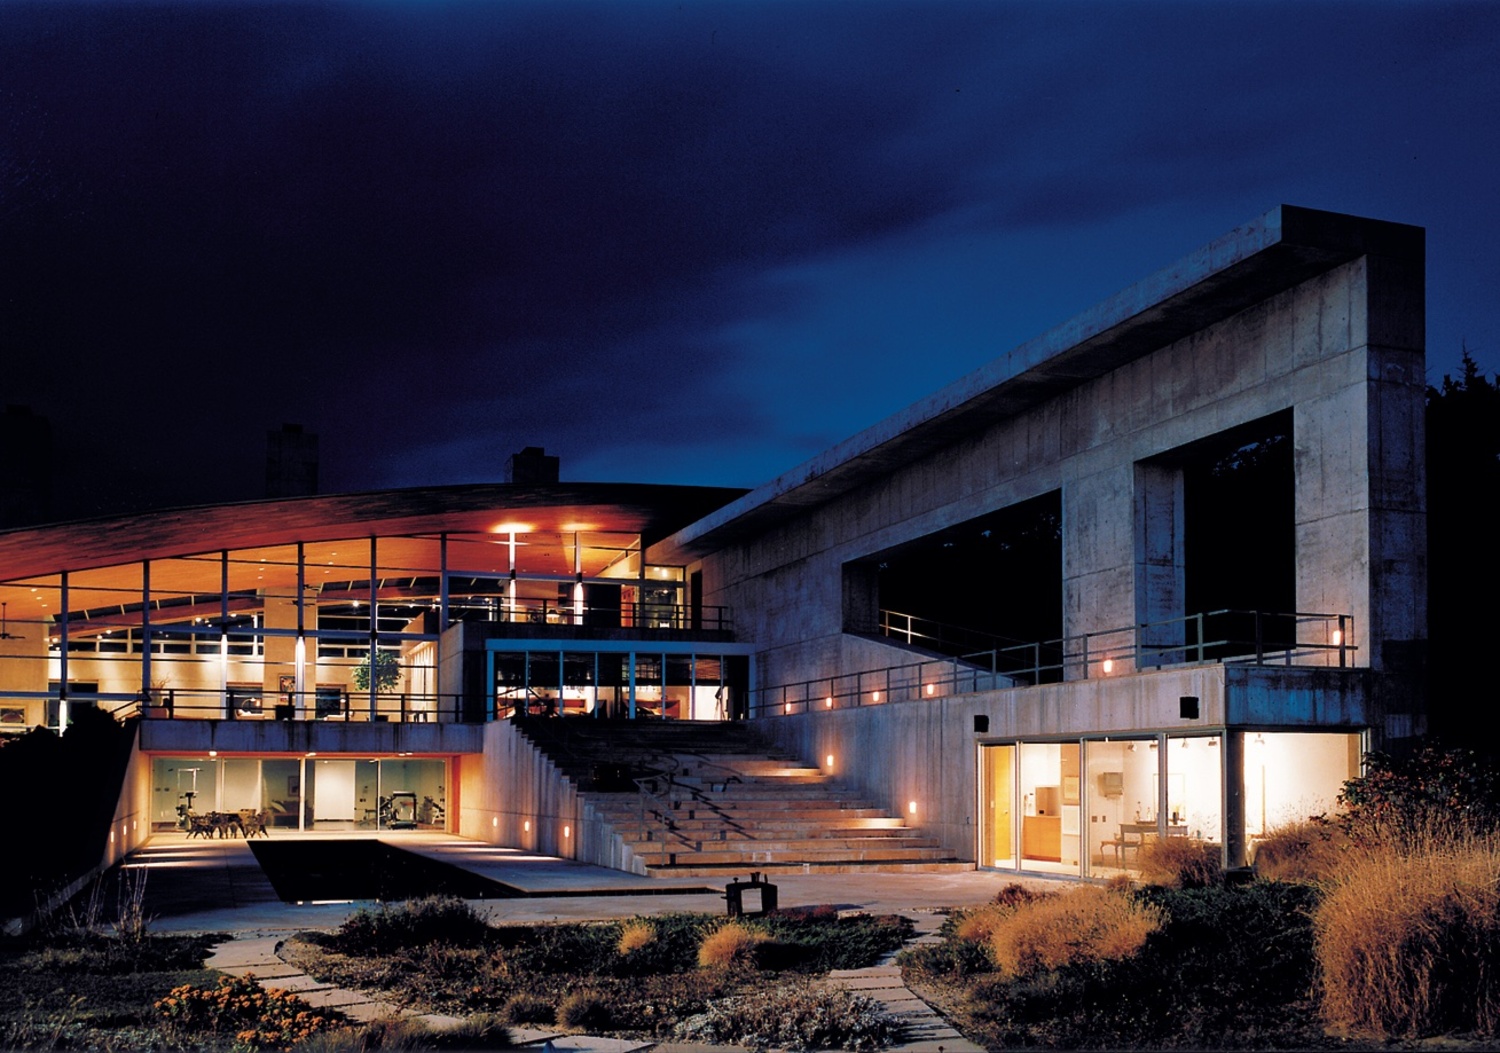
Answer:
[0, 929, 226, 1051]
[1253, 820, 1347, 885]
[1315, 836, 1500, 1039]
[983, 884, 1162, 979]
[902, 881, 1329, 1049]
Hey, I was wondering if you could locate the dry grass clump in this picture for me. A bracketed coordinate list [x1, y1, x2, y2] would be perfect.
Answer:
[1315, 837, 1500, 1038]
[696, 921, 769, 969]
[616, 919, 655, 957]
[1253, 820, 1347, 884]
[985, 885, 1162, 979]
[952, 884, 1057, 945]
[1136, 837, 1221, 889]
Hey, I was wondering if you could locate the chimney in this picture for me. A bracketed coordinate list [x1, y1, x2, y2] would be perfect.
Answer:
[266, 423, 319, 498]
[504, 446, 559, 485]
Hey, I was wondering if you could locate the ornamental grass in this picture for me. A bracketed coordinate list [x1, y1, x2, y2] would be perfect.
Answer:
[1315, 835, 1500, 1038]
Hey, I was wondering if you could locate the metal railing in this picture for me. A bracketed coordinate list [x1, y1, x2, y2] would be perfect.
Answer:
[756, 608, 1356, 717]
[17, 688, 479, 724]
[630, 755, 752, 856]
[447, 600, 732, 632]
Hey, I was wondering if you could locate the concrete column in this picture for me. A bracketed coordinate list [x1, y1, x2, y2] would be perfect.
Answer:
[1133, 462, 1186, 667]
[1222, 730, 1246, 869]
[1063, 465, 1136, 678]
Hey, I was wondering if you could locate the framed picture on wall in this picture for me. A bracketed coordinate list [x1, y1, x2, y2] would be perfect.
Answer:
[0, 706, 26, 726]
[1062, 775, 1080, 806]
[287, 775, 300, 797]
[278, 675, 295, 694]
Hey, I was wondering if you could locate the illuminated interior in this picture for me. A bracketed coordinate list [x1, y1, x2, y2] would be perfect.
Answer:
[980, 730, 1359, 877]
[0, 527, 716, 729]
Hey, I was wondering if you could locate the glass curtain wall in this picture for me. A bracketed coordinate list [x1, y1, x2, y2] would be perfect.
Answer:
[150, 756, 447, 832]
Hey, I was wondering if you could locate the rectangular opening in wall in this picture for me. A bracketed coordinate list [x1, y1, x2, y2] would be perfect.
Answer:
[843, 490, 1062, 682]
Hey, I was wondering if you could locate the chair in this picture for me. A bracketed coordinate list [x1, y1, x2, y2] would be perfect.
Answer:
[242, 809, 271, 838]
[185, 813, 215, 839]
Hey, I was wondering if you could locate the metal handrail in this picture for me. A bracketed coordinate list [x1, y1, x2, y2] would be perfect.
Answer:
[756, 608, 1356, 717]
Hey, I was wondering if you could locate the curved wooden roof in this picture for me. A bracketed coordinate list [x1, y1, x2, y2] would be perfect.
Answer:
[0, 482, 745, 583]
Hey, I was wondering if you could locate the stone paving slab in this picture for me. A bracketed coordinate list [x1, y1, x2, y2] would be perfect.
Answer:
[508, 1026, 565, 1044]
[264, 973, 335, 993]
[341, 1000, 409, 1023]
[204, 936, 283, 969]
[412, 1013, 467, 1031]
[515, 1037, 652, 1052]
[295, 987, 375, 1009]
[230, 962, 305, 980]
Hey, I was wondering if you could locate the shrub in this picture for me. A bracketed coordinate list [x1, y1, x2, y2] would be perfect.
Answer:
[428, 1013, 513, 1049]
[616, 919, 655, 957]
[993, 882, 1050, 909]
[758, 910, 913, 972]
[499, 992, 554, 1025]
[676, 982, 898, 1051]
[696, 921, 770, 970]
[986, 885, 1162, 979]
[155, 973, 342, 1049]
[896, 936, 995, 981]
[555, 990, 611, 1030]
[1253, 819, 1346, 884]
[330, 896, 491, 954]
[1136, 837, 1221, 889]
[1315, 838, 1500, 1038]
[294, 1014, 513, 1051]
[1334, 744, 1500, 850]
[955, 883, 1322, 1049]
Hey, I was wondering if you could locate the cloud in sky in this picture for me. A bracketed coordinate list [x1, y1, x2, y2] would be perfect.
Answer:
[3, 1, 1497, 520]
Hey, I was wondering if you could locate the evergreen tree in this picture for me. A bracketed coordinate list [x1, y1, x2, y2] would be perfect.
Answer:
[1425, 347, 1500, 742]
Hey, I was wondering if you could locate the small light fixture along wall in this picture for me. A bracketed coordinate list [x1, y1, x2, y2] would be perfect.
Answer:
[1102, 658, 1114, 674]
[924, 683, 935, 696]
[825, 696, 833, 709]
[564, 825, 571, 838]
[826, 754, 835, 769]
[908, 800, 918, 815]
[208, 750, 217, 758]
[492, 816, 499, 828]
[1331, 629, 1343, 646]
[872, 691, 881, 702]
[524, 820, 531, 832]
[784, 702, 792, 715]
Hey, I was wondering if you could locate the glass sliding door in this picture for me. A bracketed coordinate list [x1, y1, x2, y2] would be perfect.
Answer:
[1083, 739, 1159, 877]
[980, 743, 1015, 869]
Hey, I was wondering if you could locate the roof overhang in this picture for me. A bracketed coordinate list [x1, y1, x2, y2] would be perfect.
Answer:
[0, 482, 746, 582]
[652, 205, 1424, 562]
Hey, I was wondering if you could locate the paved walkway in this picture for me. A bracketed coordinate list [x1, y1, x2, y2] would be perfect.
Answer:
[130, 831, 1048, 1050]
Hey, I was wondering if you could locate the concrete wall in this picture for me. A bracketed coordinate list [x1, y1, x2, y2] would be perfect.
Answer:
[695, 251, 1424, 700]
[752, 663, 1374, 861]
[457, 718, 637, 872]
[139, 718, 486, 755]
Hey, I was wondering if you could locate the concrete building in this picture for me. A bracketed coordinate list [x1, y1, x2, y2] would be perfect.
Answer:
[0, 205, 1425, 883]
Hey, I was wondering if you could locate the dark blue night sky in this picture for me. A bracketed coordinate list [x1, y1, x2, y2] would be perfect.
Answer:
[4, 2, 1497, 520]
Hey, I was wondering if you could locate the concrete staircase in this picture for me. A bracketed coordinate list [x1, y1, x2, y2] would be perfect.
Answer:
[513, 719, 969, 878]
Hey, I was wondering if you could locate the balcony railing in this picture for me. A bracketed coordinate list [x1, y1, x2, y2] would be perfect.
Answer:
[755, 608, 1356, 717]
[0, 689, 478, 725]
[446, 599, 731, 632]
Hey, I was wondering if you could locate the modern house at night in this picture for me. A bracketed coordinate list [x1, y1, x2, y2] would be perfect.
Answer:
[0, 205, 1427, 883]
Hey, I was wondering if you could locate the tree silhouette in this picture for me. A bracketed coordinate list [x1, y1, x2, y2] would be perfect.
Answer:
[1425, 346, 1500, 742]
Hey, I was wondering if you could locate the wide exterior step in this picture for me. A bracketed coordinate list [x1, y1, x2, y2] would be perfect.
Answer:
[631, 844, 957, 867]
[644, 859, 976, 877]
[517, 717, 963, 877]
